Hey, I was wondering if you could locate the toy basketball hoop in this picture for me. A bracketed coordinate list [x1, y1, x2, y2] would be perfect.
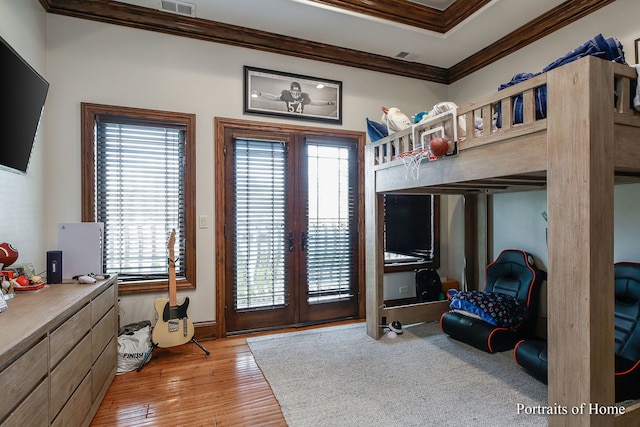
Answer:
[398, 125, 445, 179]
[397, 108, 460, 179]
[399, 147, 432, 179]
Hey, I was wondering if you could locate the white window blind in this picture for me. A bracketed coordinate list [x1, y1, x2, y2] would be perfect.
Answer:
[95, 117, 186, 281]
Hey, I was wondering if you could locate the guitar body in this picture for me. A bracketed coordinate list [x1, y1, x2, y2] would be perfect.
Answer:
[152, 296, 195, 348]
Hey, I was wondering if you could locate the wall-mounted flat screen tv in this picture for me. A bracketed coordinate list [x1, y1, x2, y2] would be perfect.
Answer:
[0, 35, 49, 174]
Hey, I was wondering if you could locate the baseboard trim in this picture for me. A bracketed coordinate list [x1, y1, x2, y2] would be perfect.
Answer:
[194, 320, 218, 341]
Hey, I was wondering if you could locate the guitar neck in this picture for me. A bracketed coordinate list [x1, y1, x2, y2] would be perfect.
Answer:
[168, 257, 177, 307]
[167, 229, 178, 308]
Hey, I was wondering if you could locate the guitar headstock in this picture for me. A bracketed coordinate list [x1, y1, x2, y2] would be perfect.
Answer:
[167, 229, 176, 260]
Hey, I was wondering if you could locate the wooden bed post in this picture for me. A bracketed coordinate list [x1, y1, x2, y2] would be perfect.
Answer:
[365, 144, 384, 339]
[546, 56, 615, 426]
[463, 193, 490, 291]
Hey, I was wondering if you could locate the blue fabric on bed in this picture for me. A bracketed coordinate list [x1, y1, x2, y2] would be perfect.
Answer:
[495, 74, 547, 128]
[366, 118, 388, 142]
[449, 290, 529, 327]
[496, 34, 627, 128]
[541, 33, 625, 73]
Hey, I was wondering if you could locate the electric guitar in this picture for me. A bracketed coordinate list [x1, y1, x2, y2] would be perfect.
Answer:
[151, 229, 194, 347]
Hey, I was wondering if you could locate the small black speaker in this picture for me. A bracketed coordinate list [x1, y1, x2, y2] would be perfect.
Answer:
[47, 250, 63, 284]
[415, 268, 442, 302]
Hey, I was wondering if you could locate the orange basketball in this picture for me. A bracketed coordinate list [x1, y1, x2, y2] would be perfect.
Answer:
[429, 137, 449, 157]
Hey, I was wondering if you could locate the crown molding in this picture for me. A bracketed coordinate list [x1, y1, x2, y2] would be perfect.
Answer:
[38, 0, 615, 84]
[306, 0, 491, 33]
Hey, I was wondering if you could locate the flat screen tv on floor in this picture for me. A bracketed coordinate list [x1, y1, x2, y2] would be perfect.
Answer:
[0, 35, 49, 174]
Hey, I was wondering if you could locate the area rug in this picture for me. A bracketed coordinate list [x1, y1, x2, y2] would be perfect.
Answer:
[247, 322, 547, 427]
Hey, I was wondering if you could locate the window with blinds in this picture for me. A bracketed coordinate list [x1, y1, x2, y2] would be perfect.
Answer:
[94, 117, 187, 281]
[233, 139, 288, 310]
[232, 137, 357, 310]
[306, 141, 356, 303]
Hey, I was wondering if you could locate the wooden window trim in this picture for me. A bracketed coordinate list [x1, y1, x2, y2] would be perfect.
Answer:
[215, 117, 367, 335]
[81, 102, 196, 295]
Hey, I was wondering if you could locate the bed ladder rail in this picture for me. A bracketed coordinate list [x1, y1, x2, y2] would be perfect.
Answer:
[457, 73, 548, 151]
[613, 62, 640, 126]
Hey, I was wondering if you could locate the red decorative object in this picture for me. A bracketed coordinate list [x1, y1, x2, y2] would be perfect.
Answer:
[15, 275, 30, 287]
[0, 242, 19, 267]
[14, 282, 46, 291]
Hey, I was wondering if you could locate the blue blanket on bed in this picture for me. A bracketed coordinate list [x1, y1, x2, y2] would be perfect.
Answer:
[496, 34, 627, 128]
[449, 290, 528, 327]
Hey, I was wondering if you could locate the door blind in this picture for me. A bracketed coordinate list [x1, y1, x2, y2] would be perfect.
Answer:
[306, 142, 355, 302]
[95, 118, 186, 280]
[233, 139, 288, 310]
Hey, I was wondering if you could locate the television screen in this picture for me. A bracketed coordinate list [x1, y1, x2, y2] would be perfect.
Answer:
[0, 35, 49, 174]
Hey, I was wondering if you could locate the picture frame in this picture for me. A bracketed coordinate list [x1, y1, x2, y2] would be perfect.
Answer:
[636, 38, 640, 64]
[244, 66, 342, 124]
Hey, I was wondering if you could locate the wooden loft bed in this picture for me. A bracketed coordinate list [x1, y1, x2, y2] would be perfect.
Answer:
[365, 56, 640, 425]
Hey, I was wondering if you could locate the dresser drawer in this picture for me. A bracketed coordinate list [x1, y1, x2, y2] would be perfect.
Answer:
[0, 377, 48, 427]
[50, 333, 92, 418]
[92, 336, 116, 401]
[92, 307, 116, 363]
[91, 284, 115, 326]
[52, 371, 92, 427]
[0, 337, 48, 421]
[50, 303, 91, 367]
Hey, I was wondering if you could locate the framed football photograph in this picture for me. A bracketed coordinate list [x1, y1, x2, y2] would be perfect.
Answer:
[244, 66, 342, 124]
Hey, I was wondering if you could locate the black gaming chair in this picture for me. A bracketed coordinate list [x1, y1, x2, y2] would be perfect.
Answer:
[440, 249, 546, 353]
[514, 262, 640, 402]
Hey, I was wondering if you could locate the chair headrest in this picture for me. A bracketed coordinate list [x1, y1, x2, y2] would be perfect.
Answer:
[614, 262, 640, 361]
[615, 262, 640, 302]
[484, 249, 543, 306]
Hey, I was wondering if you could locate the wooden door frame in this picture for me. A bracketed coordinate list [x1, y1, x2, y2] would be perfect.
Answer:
[214, 117, 366, 337]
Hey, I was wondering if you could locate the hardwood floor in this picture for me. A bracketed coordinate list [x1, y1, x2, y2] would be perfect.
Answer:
[91, 335, 287, 426]
[92, 321, 358, 426]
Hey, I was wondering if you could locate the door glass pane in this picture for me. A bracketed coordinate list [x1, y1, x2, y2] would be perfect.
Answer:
[306, 143, 354, 303]
[234, 139, 287, 310]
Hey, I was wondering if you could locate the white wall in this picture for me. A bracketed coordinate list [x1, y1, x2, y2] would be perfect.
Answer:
[0, 0, 48, 267]
[449, 0, 640, 105]
[447, 0, 640, 273]
[42, 12, 447, 325]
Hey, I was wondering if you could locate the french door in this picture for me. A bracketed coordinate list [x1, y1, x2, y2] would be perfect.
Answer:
[218, 120, 363, 334]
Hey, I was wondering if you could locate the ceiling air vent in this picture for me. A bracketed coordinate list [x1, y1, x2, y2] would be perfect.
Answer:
[406, 0, 456, 11]
[160, 0, 196, 17]
[395, 51, 418, 61]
